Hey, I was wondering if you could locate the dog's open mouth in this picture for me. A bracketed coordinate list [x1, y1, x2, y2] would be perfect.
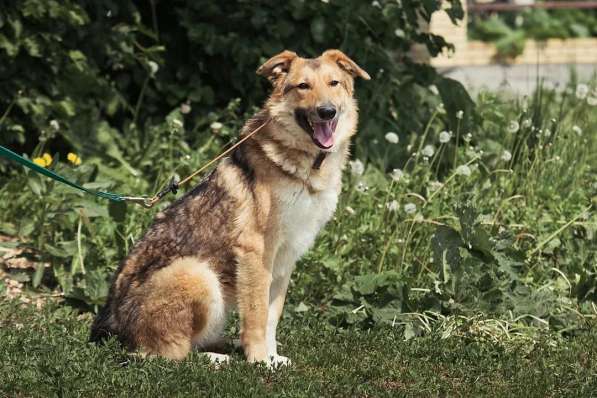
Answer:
[295, 109, 338, 149]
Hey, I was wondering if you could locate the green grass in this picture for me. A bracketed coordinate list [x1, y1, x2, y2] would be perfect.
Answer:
[1, 300, 596, 397]
[1, 82, 597, 396]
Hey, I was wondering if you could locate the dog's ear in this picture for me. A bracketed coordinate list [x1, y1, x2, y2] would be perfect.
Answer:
[256, 50, 298, 84]
[322, 49, 371, 80]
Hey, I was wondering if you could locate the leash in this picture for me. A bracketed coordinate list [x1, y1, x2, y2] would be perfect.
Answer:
[0, 118, 272, 209]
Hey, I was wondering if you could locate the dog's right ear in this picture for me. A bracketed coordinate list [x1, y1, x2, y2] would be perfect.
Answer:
[256, 50, 298, 84]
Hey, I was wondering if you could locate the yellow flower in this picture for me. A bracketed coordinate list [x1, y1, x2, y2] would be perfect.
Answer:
[67, 152, 81, 166]
[32, 157, 48, 167]
[42, 153, 53, 165]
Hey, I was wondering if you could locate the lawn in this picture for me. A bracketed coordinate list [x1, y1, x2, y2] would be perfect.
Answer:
[2, 81, 597, 396]
[1, 300, 596, 397]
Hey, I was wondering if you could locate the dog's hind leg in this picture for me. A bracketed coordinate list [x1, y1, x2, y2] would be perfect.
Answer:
[134, 257, 228, 362]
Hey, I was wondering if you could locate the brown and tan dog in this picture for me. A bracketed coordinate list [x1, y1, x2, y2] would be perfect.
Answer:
[90, 49, 369, 366]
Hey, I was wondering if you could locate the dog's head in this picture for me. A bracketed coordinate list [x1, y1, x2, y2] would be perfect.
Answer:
[257, 49, 370, 152]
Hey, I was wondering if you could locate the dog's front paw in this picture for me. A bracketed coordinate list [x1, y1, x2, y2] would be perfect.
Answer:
[267, 354, 292, 369]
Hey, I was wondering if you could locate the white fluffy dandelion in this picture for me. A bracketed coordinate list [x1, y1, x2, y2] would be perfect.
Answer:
[386, 200, 399, 212]
[439, 131, 452, 144]
[429, 181, 443, 191]
[576, 84, 589, 100]
[148, 60, 159, 76]
[349, 159, 365, 176]
[404, 202, 417, 214]
[501, 150, 512, 162]
[455, 165, 471, 176]
[421, 145, 435, 157]
[384, 132, 399, 144]
[390, 168, 404, 182]
[507, 120, 520, 133]
[180, 103, 191, 114]
[210, 121, 223, 131]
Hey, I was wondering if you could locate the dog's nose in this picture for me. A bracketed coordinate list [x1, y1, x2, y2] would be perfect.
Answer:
[317, 105, 336, 120]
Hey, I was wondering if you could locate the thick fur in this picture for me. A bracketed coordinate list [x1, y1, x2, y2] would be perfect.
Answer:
[90, 49, 369, 364]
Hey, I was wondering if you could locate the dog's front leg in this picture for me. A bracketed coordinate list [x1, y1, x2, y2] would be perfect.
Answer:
[237, 247, 272, 364]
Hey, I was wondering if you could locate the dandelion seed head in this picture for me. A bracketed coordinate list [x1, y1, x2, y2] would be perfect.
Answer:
[349, 159, 364, 176]
[210, 121, 223, 131]
[384, 132, 399, 144]
[507, 120, 520, 133]
[386, 200, 399, 212]
[148, 60, 159, 76]
[456, 110, 464, 120]
[390, 168, 404, 182]
[421, 144, 435, 157]
[501, 150, 512, 162]
[576, 84, 589, 99]
[439, 130, 452, 143]
[180, 103, 191, 114]
[455, 164, 472, 176]
[404, 202, 417, 214]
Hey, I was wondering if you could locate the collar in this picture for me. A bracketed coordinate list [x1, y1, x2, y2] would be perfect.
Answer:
[311, 151, 327, 170]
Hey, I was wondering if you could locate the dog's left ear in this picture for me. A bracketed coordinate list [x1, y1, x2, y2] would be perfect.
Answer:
[322, 49, 371, 80]
[256, 50, 298, 84]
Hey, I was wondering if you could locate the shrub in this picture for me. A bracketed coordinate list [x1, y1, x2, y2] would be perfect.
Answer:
[0, 0, 466, 162]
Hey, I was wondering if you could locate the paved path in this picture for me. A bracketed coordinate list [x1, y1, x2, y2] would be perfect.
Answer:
[439, 63, 596, 95]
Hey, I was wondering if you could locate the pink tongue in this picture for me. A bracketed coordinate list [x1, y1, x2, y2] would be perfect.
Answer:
[313, 121, 334, 148]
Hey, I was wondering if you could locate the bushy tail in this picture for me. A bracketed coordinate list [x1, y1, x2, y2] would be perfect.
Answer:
[89, 303, 117, 344]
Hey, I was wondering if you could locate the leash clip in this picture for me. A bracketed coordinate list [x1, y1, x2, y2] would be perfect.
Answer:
[120, 196, 155, 208]
[123, 177, 179, 208]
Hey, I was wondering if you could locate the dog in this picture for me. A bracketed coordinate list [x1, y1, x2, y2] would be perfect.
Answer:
[90, 49, 370, 366]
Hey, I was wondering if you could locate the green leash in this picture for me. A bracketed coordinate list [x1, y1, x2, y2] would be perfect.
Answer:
[0, 145, 147, 205]
[0, 118, 272, 208]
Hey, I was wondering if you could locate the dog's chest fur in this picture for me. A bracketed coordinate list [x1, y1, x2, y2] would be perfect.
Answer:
[270, 161, 342, 277]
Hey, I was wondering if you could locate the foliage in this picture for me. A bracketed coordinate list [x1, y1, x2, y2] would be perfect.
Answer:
[1, 300, 596, 397]
[0, 0, 465, 158]
[469, 8, 597, 59]
[1, 80, 596, 334]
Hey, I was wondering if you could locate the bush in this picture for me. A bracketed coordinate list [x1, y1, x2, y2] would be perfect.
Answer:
[0, 0, 465, 160]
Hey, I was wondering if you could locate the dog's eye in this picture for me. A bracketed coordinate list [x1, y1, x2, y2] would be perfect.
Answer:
[330, 80, 340, 87]
[297, 82, 310, 90]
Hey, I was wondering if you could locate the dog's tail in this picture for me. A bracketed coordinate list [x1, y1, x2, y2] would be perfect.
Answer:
[89, 303, 117, 344]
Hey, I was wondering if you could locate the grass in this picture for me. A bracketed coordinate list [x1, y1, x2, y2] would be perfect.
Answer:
[1, 299, 596, 397]
[1, 81, 597, 396]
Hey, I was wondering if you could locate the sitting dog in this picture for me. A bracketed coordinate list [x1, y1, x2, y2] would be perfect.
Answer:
[90, 49, 370, 366]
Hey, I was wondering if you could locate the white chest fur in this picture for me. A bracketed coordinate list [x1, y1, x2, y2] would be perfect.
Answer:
[272, 174, 340, 278]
